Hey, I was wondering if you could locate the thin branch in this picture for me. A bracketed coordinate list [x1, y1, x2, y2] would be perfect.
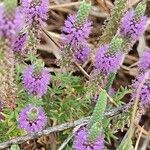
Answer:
[134, 122, 150, 136]
[135, 125, 144, 150]
[99, 87, 118, 107]
[96, 0, 111, 14]
[58, 123, 85, 150]
[49, 2, 82, 9]
[58, 133, 74, 150]
[42, 28, 61, 49]
[0, 105, 128, 149]
[73, 61, 90, 79]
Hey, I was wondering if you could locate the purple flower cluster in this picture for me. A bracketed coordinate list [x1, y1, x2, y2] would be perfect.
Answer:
[131, 48, 149, 106]
[120, 10, 147, 41]
[73, 127, 104, 150]
[94, 45, 123, 75]
[131, 74, 150, 108]
[0, 5, 24, 41]
[21, 0, 49, 26]
[23, 65, 50, 98]
[62, 15, 92, 48]
[12, 33, 27, 53]
[138, 50, 150, 73]
[74, 46, 90, 63]
[19, 104, 47, 133]
[131, 50, 150, 108]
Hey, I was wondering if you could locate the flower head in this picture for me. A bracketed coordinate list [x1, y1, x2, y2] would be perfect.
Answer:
[73, 127, 104, 150]
[0, 5, 24, 40]
[19, 105, 47, 133]
[21, 0, 49, 26]
[94, 45, 123, 75]
[62, 15, 92, 48]
[74, 46, 90, 63]
[12, 33, 27, 53]
[120, 10, 147, 41]
[138, 50, 150, 73]
[23, 65, 50, 97]
[131, 73, 150, 108]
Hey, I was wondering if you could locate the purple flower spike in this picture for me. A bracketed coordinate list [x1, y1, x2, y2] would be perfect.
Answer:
[120, 10, 134, 37]
[19, 105, 47, 133]
[12, 33, 27, 53]
[0, 6, 24, 40]
[21, 0, 49, 26]
[139, 50, 150, 73]
[73, 127, 104, 150]
[120, 10, 147, 41]
[74, 46, 90, 63]
[131, 16, 147, 40]
[62, 15, 92, 48]
[131, 74, 150, 108]
[94, 45, 123, 75]
[23, 65, 50, 98]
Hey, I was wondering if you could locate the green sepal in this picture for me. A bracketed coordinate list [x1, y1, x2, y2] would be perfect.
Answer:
[87, 122, 102, 143]
[27, 107, 39, 121]
[10, 144, 20, 150]
[98, 0, 126, 44]
[121, 38, 130, 53]
[88, 90, 107, 129]
[75, 0, 91, 27]
[134, 2, 146, 21]
[33, 59, 45, 76]
[4, 0, 17, 18]
[105, 73, 116, 92]
[34, 59, 44, 70]
[109, 36, 123, 55]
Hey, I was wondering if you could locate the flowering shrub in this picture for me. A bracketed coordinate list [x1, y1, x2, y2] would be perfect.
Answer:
[0, 0, 149, 149]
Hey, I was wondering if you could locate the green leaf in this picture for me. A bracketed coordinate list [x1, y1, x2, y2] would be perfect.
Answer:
[117, 128, 135, 150]
[103, 117, 118, 143]
[117, 138, 134, 150]
[27, 96, 44, 106]
[6, 123, 16, 135]
[113, 86, 131, 104]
